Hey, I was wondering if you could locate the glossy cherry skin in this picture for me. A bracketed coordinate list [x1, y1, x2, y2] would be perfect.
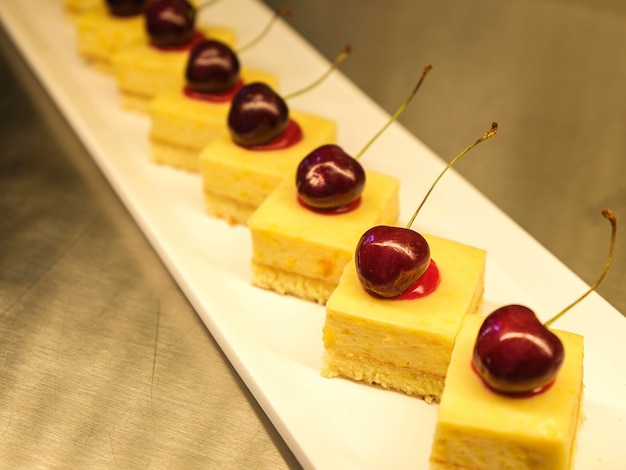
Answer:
[144, 0, 196, 48]
[105, 0, 146, 16]
[296, 144, 366, 210]
[473, 305, 565, 395]
[227, 82, 289, 147]
[185, 40, 240, 93]
[355, 226, 430, 298]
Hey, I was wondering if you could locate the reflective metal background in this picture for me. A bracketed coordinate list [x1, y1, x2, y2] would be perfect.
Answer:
[0, 22, 298, 470]
[1, 1, 624, 468]
[261, 0, 626, 315]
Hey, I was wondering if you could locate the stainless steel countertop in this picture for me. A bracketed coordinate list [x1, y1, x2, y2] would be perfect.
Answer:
[1, 0, 624, 468]
[0, 22, 298, 470]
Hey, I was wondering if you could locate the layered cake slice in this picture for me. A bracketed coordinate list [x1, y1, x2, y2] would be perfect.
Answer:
[322, 233, 487, 402]
[149, 69, 276, 171]
[75, 2, 147, 73]
[247, 171, 400, 304]
[429, 209, 616, 469]
[198, 110, 336, 225]
[429, 313, 584, 469]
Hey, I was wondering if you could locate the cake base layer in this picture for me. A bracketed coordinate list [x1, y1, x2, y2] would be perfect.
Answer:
[150, 139, 199, 172]
[251, 263, 336, 305]
[118, 90, 154, 113]
[324, 348, 445, 403]
[203, 190, 256, 226]
[248, 171, 400, 304]
[322, 234, 486, 403]
[199, 111, 336, 225]
[430, 314, 584, 470]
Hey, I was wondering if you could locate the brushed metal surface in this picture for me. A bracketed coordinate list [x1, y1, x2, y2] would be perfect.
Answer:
[0, 27, 297, 469]
[1, 1, 625, 469]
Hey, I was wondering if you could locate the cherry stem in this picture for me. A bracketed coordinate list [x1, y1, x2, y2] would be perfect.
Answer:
[406, 121, 499, 229]
[353, 65, 432, 161]
[544, 209, 618, 327]
[283, 44, 354, 100]
[237, 7, 293, 54]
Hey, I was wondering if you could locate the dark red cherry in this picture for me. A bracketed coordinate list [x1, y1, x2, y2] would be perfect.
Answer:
[227, 82, 289, 147]
[144, 0, 196, 48]
[296, 144, 366, 210]
[105, 0, 146, 16]
[185, 39, 240, 93]
[355, 226, 430, 298]
[473, 305, 565, 395]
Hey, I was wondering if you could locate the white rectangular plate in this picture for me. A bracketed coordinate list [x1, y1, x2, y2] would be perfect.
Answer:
[2, 1, 625, 468]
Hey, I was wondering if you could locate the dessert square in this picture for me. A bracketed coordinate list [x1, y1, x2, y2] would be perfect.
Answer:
[198, 111, 337, 225]
[247, 171, 400, 304]
[430, 313, 584, 470]
[76, 7, 145, 73]
[322, 234, 486, 403]
[148, 69, 278, 172]
[111, 27, 236, 112]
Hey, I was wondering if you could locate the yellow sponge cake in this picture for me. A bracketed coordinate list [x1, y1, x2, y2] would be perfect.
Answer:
[430, 313, 583, 469]
[76, 6, 145, 73]
[322, 234, 486, 402]
[248, 171, 400, 304]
